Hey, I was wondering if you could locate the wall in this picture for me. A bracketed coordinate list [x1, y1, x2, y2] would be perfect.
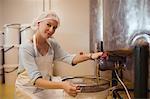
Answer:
[0, 0, 2, 31]
[51, 0, 96, 76]
[1, 0, 43, 29]
[51, 0, 89, 53]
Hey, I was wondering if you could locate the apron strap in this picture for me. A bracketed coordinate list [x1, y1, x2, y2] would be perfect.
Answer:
[33, 35, 38, 56]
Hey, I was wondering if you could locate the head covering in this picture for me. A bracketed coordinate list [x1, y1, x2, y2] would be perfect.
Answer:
[31, 11, 60, 30]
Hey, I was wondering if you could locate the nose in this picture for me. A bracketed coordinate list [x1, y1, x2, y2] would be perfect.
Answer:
[48, 27, 54, 33]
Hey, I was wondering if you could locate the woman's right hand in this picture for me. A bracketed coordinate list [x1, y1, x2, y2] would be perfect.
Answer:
[62, 81, 80, 97]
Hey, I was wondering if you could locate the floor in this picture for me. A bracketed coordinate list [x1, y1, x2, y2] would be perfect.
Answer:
[0, 84, 15, 99]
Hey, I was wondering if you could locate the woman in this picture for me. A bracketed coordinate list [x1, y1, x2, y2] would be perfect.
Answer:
[15, 11, 103, 99]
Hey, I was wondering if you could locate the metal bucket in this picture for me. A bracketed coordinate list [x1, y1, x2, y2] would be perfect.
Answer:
[0, 47, 4, 84]
[4, 64, 18, 85]
[0, 47, 4, 65]
[20, 24, 34, 44]
[62, 76, 110, 99]
[64, 89, 109, 99]
[0, 66, 3, 83]
[4, 45, 19, 64]
[4, 24, 20, 45]
[0, 31, 4, 47]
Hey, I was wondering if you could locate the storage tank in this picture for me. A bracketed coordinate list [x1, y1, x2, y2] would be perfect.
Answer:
[103, 0, 150, 50]
[103, 0, 150, 84]
[90, 0, 150, 98]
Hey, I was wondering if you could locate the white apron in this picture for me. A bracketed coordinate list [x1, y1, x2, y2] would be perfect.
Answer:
[15, 35, 64, 99]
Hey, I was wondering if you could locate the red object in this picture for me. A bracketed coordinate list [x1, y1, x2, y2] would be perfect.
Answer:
[79, 52, 84, 55]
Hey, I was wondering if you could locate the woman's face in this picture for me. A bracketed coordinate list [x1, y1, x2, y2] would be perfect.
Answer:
[38, 19, 58, 39]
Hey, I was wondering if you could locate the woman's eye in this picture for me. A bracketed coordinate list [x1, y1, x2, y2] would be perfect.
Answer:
[47, 24, 51, 27]
[53, 26, 57, 30]
[47, 23, 57, 30]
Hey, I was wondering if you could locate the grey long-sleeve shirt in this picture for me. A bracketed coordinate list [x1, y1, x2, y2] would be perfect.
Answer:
[17, 37, 76, 84]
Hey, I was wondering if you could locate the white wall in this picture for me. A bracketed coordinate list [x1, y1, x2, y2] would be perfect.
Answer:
[52, 0, 96, 76]
[52, 0, 89, 52]
[1, 0, 43, 28]
[0, 0, 2, 31]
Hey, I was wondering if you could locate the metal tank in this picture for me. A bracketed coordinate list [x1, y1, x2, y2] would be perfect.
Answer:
[103, 0, 150, 50]
[90, 0, 150, 98]
[102, 0, 150, 86]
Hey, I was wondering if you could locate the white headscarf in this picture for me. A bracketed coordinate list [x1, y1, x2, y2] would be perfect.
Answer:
[31, 10, 60, 30]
